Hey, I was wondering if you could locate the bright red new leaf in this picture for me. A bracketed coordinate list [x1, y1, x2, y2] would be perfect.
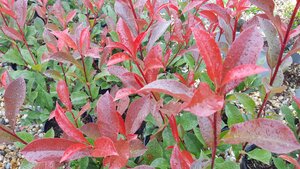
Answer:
[56, 80, 72, 111]
[169, 115, 181, 144]
[60, 143, 91, 162]
[223, 118, 300, 154]
[1, 26, 23, 42]
[54, 103, 88, 143]
[185, 83, 224, 117]
[139, 79, 193, 102]
[21, 138, 77, 163]
[221, 64, 268, 86]
[96, 92, 119, 141]
[107, 53, 131, 66]
[92, 137, 118, 157]
[193, 28, 223, 85]
[170, 145, 191, 169]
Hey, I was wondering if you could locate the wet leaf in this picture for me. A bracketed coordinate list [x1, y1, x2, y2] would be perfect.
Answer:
[139, 79, 193, 102]
[4, 78, 26, 129]
[147, 20, 172, 52]
[246, 149, 272, 165]
[185, 83, 224, 117]
[223, 119, 300, 154]
[53, 103, 88, 143]
[222, 26, 263, 93]
[249, 0, 275, 16]
[107, 53, 131, 66]
[92, 137, 118, 157]
[56, 80, 72, 111]
[96, 92, 119, 141]
[60, 143, 91, 162]
[80, 123, 100, 140]
[21, 138, 77, 163]
[14, 0, 28, 28]
[170, 145, 191, 169]
[129, 139, 147, 158]
[125, 95, 152, 134]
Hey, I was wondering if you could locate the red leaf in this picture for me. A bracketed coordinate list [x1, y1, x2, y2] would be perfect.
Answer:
[222, 26, 263, 93]
[83, 0, 94, 13]
[249, 0, 275, 16]
[1, 71, 10, 88]
[117, 96, 130, 115]
[92, 137, 118, 157]
[170, 145, 191, 169]
[80, 123, 100, 140]
[117, 112, 126, 135]
[107, 53, 131, 66]
[125, 95, 152, 134]
[182, 0, 209, 14]
[4, 78, 26, 129]
[146, 20, 172, 52]
[56, 80, 72, 111]
[1, 26, 23, 41]
[193, 28, 223, 85]
[79, 27, 90, 55]
[223, 119, 300, 154]
[14, 0, 27, 28]
[116, 19, 135, 55]
[129, 139, 147, 158]
[108, 66, 144, 89]
[114, 0, 137, 36]
[114, 88, 137, 101]
[139, 79, 193, 102]
[201, 3, 231, 24]
[60, 143, 91, 162]
[103, 140, 130, 169]
[21, 138, 77, 163]
[133, 31, 148, 53]
[169, 115, 180, 144]
[144, 45, 164, 71]
[198, 112, 222, 147]
[279, 155, 300, 169]
[77, 101, 91, 119]
[96, 92, 119, 141]
[44, 52, 83, 71]
[221, 64, 268, 86]
[33, 161, 62, 169]
[66, 10, 77, 23]
[52, 30, 77, 50]
[185, 83, 224, 117]
[0, 7, 16, 19]
[54, 103, 88, 143]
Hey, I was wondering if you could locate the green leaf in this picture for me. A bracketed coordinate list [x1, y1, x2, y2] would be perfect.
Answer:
[16, 132, 34, 143]
[79, 157, 89, 169]
[193, 127, 206, 147]
[109, 31, 119, 42]
[162, 126, 176, 147]
[177, 112, 198, 131]
[281, 105, 296, 132]
[151, 158, 170, 169]
[1, 48, 25, 65]
[272, 157, 287, 169]
[44, 128, 55, 138]
[19, 159, 35, 169]
[225, 103, 244, 126]
[71, 91, 89, 106]
[144, 139, 163, 164]
[235, 93, 256, 115]
[246, 149, 272, 165]
[183, 132, 202, 157]
[215, 160, 239, 169]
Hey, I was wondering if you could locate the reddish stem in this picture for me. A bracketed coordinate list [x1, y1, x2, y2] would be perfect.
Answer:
[80, 55, 93, 101]
[0, 125, 27, 145]
[257, 0, 300, 118]
[211, 112, 218, 169]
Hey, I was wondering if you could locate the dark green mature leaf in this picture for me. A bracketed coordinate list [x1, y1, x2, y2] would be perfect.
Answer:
[281, 105, 297, 132]
[183, 132, 202, 157]
[144, 139, 163, 164]
[150, 158, 170, 169]
[177, 112, 198, 131]
[1, 48, 25, 65]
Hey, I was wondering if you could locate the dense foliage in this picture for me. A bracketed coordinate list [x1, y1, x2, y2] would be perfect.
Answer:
[0, 0, 300, 168]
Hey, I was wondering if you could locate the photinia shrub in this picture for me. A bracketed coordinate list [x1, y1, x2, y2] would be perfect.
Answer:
[0, 0, 300, 168]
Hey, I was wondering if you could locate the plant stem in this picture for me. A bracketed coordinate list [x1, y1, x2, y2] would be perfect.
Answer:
[60, 63, 68, 86]
[16, 22, 38, 65]
[257, 0, 300, 118]
[0, 126, 27, 145]
[80, 55, 93, 101]
[211, 112, 218, 169]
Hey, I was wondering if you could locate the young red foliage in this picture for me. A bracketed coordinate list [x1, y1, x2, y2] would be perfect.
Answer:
[56, 80, 72, 111]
